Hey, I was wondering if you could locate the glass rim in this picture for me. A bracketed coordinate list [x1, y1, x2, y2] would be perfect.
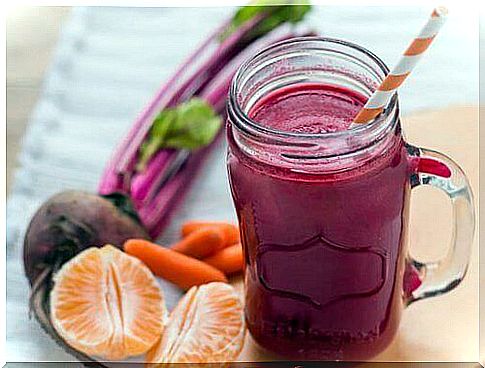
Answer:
[228, 36, 399, 141]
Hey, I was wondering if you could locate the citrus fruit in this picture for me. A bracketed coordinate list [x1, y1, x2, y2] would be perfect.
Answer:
[50, 245, 168, 360]
[146, 282, 245, 365]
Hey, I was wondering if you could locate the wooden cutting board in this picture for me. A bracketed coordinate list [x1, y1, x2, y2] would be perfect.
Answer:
[236, 105, 479, 362]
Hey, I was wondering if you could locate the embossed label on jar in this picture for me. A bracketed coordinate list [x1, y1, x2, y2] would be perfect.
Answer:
[257, 235, 387, 308]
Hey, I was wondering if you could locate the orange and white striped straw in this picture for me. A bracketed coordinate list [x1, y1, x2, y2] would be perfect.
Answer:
[351, 7, 448, 126]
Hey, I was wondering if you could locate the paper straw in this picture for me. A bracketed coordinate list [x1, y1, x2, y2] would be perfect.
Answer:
[351, 7, 448, 126]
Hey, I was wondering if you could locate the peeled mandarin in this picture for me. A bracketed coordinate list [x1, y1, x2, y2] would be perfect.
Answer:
[50, 245, 168, 360]
[146, 282, 245, 365]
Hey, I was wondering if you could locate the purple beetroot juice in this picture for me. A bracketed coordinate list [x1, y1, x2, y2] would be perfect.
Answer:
[227, 83, 411, 360]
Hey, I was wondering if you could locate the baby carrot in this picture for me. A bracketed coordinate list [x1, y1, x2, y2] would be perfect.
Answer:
[181, 221, 240, 246]
[171, 227, 225, 258]
[124, 239, 227, 290]
[203, 243, 243, 275]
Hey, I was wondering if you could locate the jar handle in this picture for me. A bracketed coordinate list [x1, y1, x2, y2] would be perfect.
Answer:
[405, 146, 475, 305]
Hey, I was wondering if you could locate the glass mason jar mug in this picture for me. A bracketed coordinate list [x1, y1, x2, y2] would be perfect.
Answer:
[226, 38, 475, 360]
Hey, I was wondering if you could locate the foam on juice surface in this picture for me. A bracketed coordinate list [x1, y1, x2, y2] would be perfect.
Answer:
[249, 83, 366, 134]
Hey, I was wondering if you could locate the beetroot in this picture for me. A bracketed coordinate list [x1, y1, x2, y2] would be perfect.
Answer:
[23, 190, 149, 286]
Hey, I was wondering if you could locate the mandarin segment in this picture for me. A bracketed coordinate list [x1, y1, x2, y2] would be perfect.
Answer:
[146, 287, 198, 365]
[146, 282, 245, 365]
[50, 245, 167, 360]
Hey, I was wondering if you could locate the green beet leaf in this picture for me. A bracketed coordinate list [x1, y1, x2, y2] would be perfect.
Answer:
[137, 98, 221, 171]
[220, 0, 312, 41]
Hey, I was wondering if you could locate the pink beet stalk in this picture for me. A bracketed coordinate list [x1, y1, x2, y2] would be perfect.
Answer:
[98, 15, 266, 196]
[139, 150, 207, 236]
[130, 150, 174, 206]
[98, 22, 228, 195]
